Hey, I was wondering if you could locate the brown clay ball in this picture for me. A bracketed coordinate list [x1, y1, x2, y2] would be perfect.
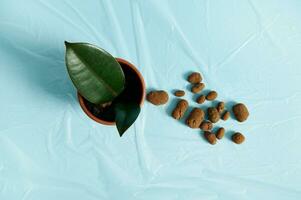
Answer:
[216, 102, 225, 113]
[172, 99, 189, 120]
[196, 94, 206, 104]
[221, 111, 230, 121]
[232, 132, 245, 144]
[206, 91, 218, 101]
[174, 90, 185, 97]
[147, 90, 169, 105]
[188, 72, 202, 84]
[191, 83, 205, 93]
[186, 108, 205, 128]
[216, 127, 225, 139]
[204, 131, 217, 145]
[200, 121, 213, 131]
[207, 107, 220, 123]
[232, 103, 249, 122]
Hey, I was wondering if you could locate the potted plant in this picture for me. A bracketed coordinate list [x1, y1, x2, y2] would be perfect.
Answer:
[64, 41, 145, 136]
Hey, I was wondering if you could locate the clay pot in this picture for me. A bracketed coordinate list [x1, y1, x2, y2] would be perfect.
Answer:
[78, 58, 145, 125]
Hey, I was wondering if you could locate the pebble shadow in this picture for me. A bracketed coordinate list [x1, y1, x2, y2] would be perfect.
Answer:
[198, 130, 208, 142]
[182, 71, 194, 81]
[165, 97, 179, 117]
[211, 100, 220, 107]
[225, 100, 237, 119]
[191, 93, 199, 103]
[171, 89, 178, 95]
[211, 125, 220, 133]
[225, 130, 235, 141]
[185, 84, 192, 92]
[146, 87, 157, 94]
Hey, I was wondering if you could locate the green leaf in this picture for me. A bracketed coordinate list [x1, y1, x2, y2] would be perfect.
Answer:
[114, 101, 141, 137]
[64, 41, 125, 104]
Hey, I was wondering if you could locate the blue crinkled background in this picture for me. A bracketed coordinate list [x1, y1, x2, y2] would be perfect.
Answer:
[1, 0, 301, 199]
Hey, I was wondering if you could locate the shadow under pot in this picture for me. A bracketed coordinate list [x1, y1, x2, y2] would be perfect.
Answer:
[78, 58, 146, 125]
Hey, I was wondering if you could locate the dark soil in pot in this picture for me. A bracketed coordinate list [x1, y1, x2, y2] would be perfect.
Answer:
[82, 61, 144, 123]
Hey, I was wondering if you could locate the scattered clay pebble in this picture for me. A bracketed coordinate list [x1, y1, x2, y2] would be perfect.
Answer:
[206, 91, 218, 101]
[200, 121, 213, 131]
[216, 102, 225, 113]
[207, 107, 220, 123]
[172, 99, 188, 120]
[204, 131, 217, 145]
[146, 90, 169, 105]
[221, 111, 230, 121]
[196, 94, 206, 104]
[188, 72, 202, 83]
[232, 103, 249, 122]
[191, 83, 205, 93]
[186, 108, 205, 128]
[232, 132, 245, 144]
[216, 127, 225, 139]
[174, 90, 185, 97]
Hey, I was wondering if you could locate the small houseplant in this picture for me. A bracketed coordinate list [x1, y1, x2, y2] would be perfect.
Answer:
[64, 41, 145, 136]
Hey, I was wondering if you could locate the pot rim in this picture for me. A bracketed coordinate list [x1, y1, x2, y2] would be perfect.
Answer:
[78, 58, 145, 125]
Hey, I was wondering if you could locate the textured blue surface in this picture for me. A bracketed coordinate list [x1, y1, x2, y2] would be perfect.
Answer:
[1, 0, 301, 199]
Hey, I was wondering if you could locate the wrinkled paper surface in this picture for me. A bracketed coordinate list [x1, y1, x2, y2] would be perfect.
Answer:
[1, 0, 301, 199]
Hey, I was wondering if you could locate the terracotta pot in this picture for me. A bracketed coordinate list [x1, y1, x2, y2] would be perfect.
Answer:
[78, 58, 146, 125]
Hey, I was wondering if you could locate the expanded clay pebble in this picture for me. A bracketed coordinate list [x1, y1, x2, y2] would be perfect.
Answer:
[206, 91, 218, 101]
[147, 90, 169, 105]
[186, 108, 205, 128]
[204, 131, 217, 145]
[232, 132, 245, 144]
[196, 94, 206, 104]
[232, 103, 249, 122]
[216, 128, 225, 139]
[207, 107, 220, 123]
[191, 83, 205, 93]
[172, 99, 189, 120]
[222, 111, 230, 121]
[174, 90, 185, 97]
[216, 102, 225, 113]
[188, 72, 202, 84]
[200, 121, 213, 131]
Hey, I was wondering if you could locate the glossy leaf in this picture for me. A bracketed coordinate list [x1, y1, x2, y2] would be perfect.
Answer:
[114, 101, 141, 137]
[65, 41, 125, 104]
